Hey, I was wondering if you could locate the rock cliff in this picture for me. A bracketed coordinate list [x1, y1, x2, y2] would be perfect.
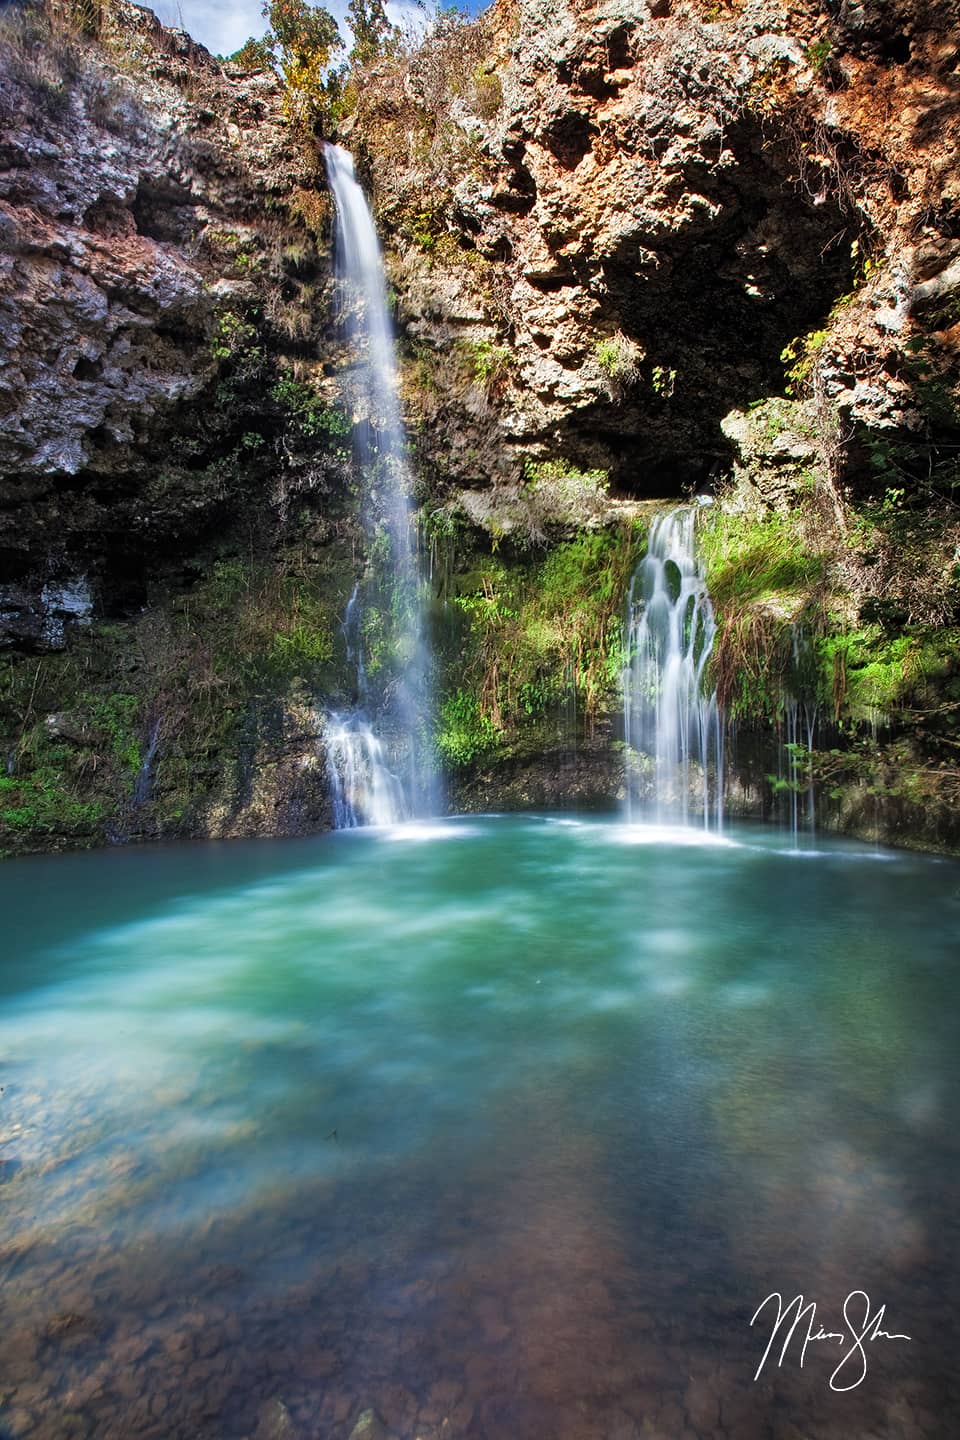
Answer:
[353, 0, 958, 500]
[0, 0, 335, 642]
[347, 0, 960, 849]
[1, 0, 959, 854]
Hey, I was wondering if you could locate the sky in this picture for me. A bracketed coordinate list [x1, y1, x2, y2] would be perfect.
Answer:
[154, 0, 482, 59]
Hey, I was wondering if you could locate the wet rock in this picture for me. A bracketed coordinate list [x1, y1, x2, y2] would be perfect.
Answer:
[161, 1329, 194, 1360]
[377, 1385, 419, 1434]
[0, 580, 93, 652]
[299, 1346, 337, 1379]
[683, 1372, 721, 1432]
[58, 1413, 93, 1438]
[607, 1411, 639, 1440]
[4, 1327, 40, 1386]
[255, 1398, 300, 1440]
[44, 1311, 95, 1344]
[348, 1410, 393, 1440]
[421, 1379, 463, 1424]
[1, 1408, 36, 1438]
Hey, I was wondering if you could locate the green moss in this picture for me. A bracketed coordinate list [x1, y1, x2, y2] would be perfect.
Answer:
[700, 506, 824, 607]
[0, 535, 360, 854]
[819, 626, 960, 724]
[85, 692, 142, 778]
[437, 524, 642, 765]
[0, 764, 104, 839]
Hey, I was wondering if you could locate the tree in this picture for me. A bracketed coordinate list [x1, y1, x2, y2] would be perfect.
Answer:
[346, 0, 395, 66]
[265, 0, 341, 75]
[229, 0, 345, 129]
[229, 35, 274, 70]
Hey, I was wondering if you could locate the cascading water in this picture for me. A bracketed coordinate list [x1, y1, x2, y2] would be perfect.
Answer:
[322, 144, 436, 827]
[622, 507, 724, 828]
[782, 623, 819, 848]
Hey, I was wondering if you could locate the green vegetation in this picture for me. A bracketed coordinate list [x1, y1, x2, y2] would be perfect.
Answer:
[818, 625, 960, 725]
[0, 764, 103, 839]
[780, 328, 829, 396]
[697, 495, 943, 725]
[697, 434, 960, 847]
[231, 0, 344, 131]
[177, 556, 340, 691]
[0, 546, 355, 855]
[0, 677, 144, 845]
[270, 374, 351, 447]
[651, 365, 676, 398]
[458, 338, 512, 391]
[593, 332, 643, 392]
[346, 0, 395, 66]
[436, 689, 501, 766]
[521, 459, 610, 532]
[86, 692, 142, 777]
[470, 65, 502, 119]
[210, 309, 265, 380]
[435, 525, 643, 769]
[699, 505, 825, 610]
[340, 7, 497, 229]
[806, 36, 832, 70]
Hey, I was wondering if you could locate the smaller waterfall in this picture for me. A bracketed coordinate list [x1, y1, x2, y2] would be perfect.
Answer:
[623, 508, 724, 827]
[782, 624, 819, 847]
[132, 716, 162, 811]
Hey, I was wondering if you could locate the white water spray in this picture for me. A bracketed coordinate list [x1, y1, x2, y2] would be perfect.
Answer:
[622, 508, 724, 828]
[322, 144, 436, 826]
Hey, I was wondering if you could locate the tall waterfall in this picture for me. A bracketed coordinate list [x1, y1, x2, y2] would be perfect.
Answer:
[622, 508, 724, 828]
[323, 144, 436, 827]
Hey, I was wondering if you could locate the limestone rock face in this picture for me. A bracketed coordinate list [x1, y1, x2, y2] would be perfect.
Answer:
[359, 0, 959, 500]
[0, 1, 329, 640]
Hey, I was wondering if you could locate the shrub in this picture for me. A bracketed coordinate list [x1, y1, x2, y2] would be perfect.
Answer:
[594, 332, 643, 392]
[470, 66, 502, 119]
[436, 689, 501, 767]
[270, 374, 351, 447]
[459, 338, 512, 391]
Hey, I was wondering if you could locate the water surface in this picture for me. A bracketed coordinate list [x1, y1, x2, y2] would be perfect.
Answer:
[1, 817, 957, 1439]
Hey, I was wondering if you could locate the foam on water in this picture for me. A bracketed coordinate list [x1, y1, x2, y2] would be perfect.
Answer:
[614, 822, 741, 849]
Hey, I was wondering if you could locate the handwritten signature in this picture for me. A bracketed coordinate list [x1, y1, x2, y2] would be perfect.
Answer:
[750, 1292, 911, 1391]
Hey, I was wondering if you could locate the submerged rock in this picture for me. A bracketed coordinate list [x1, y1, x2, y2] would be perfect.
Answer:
[254, 1398, 300, 1440]
[348, 1410, 393, 1440]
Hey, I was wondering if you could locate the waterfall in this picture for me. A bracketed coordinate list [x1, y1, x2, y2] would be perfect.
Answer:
[325, 714, 408, 829]
[622, 507, 724, 828]
[322, 144, 436, 827]
[783, 624, 819, 847]
[132, 716, 162, 811]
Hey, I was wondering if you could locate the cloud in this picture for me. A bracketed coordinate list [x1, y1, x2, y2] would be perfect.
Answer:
[154, 0, 266, 56]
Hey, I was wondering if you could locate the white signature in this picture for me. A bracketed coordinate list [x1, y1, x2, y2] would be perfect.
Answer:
[750, 1291, 911, 1391]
